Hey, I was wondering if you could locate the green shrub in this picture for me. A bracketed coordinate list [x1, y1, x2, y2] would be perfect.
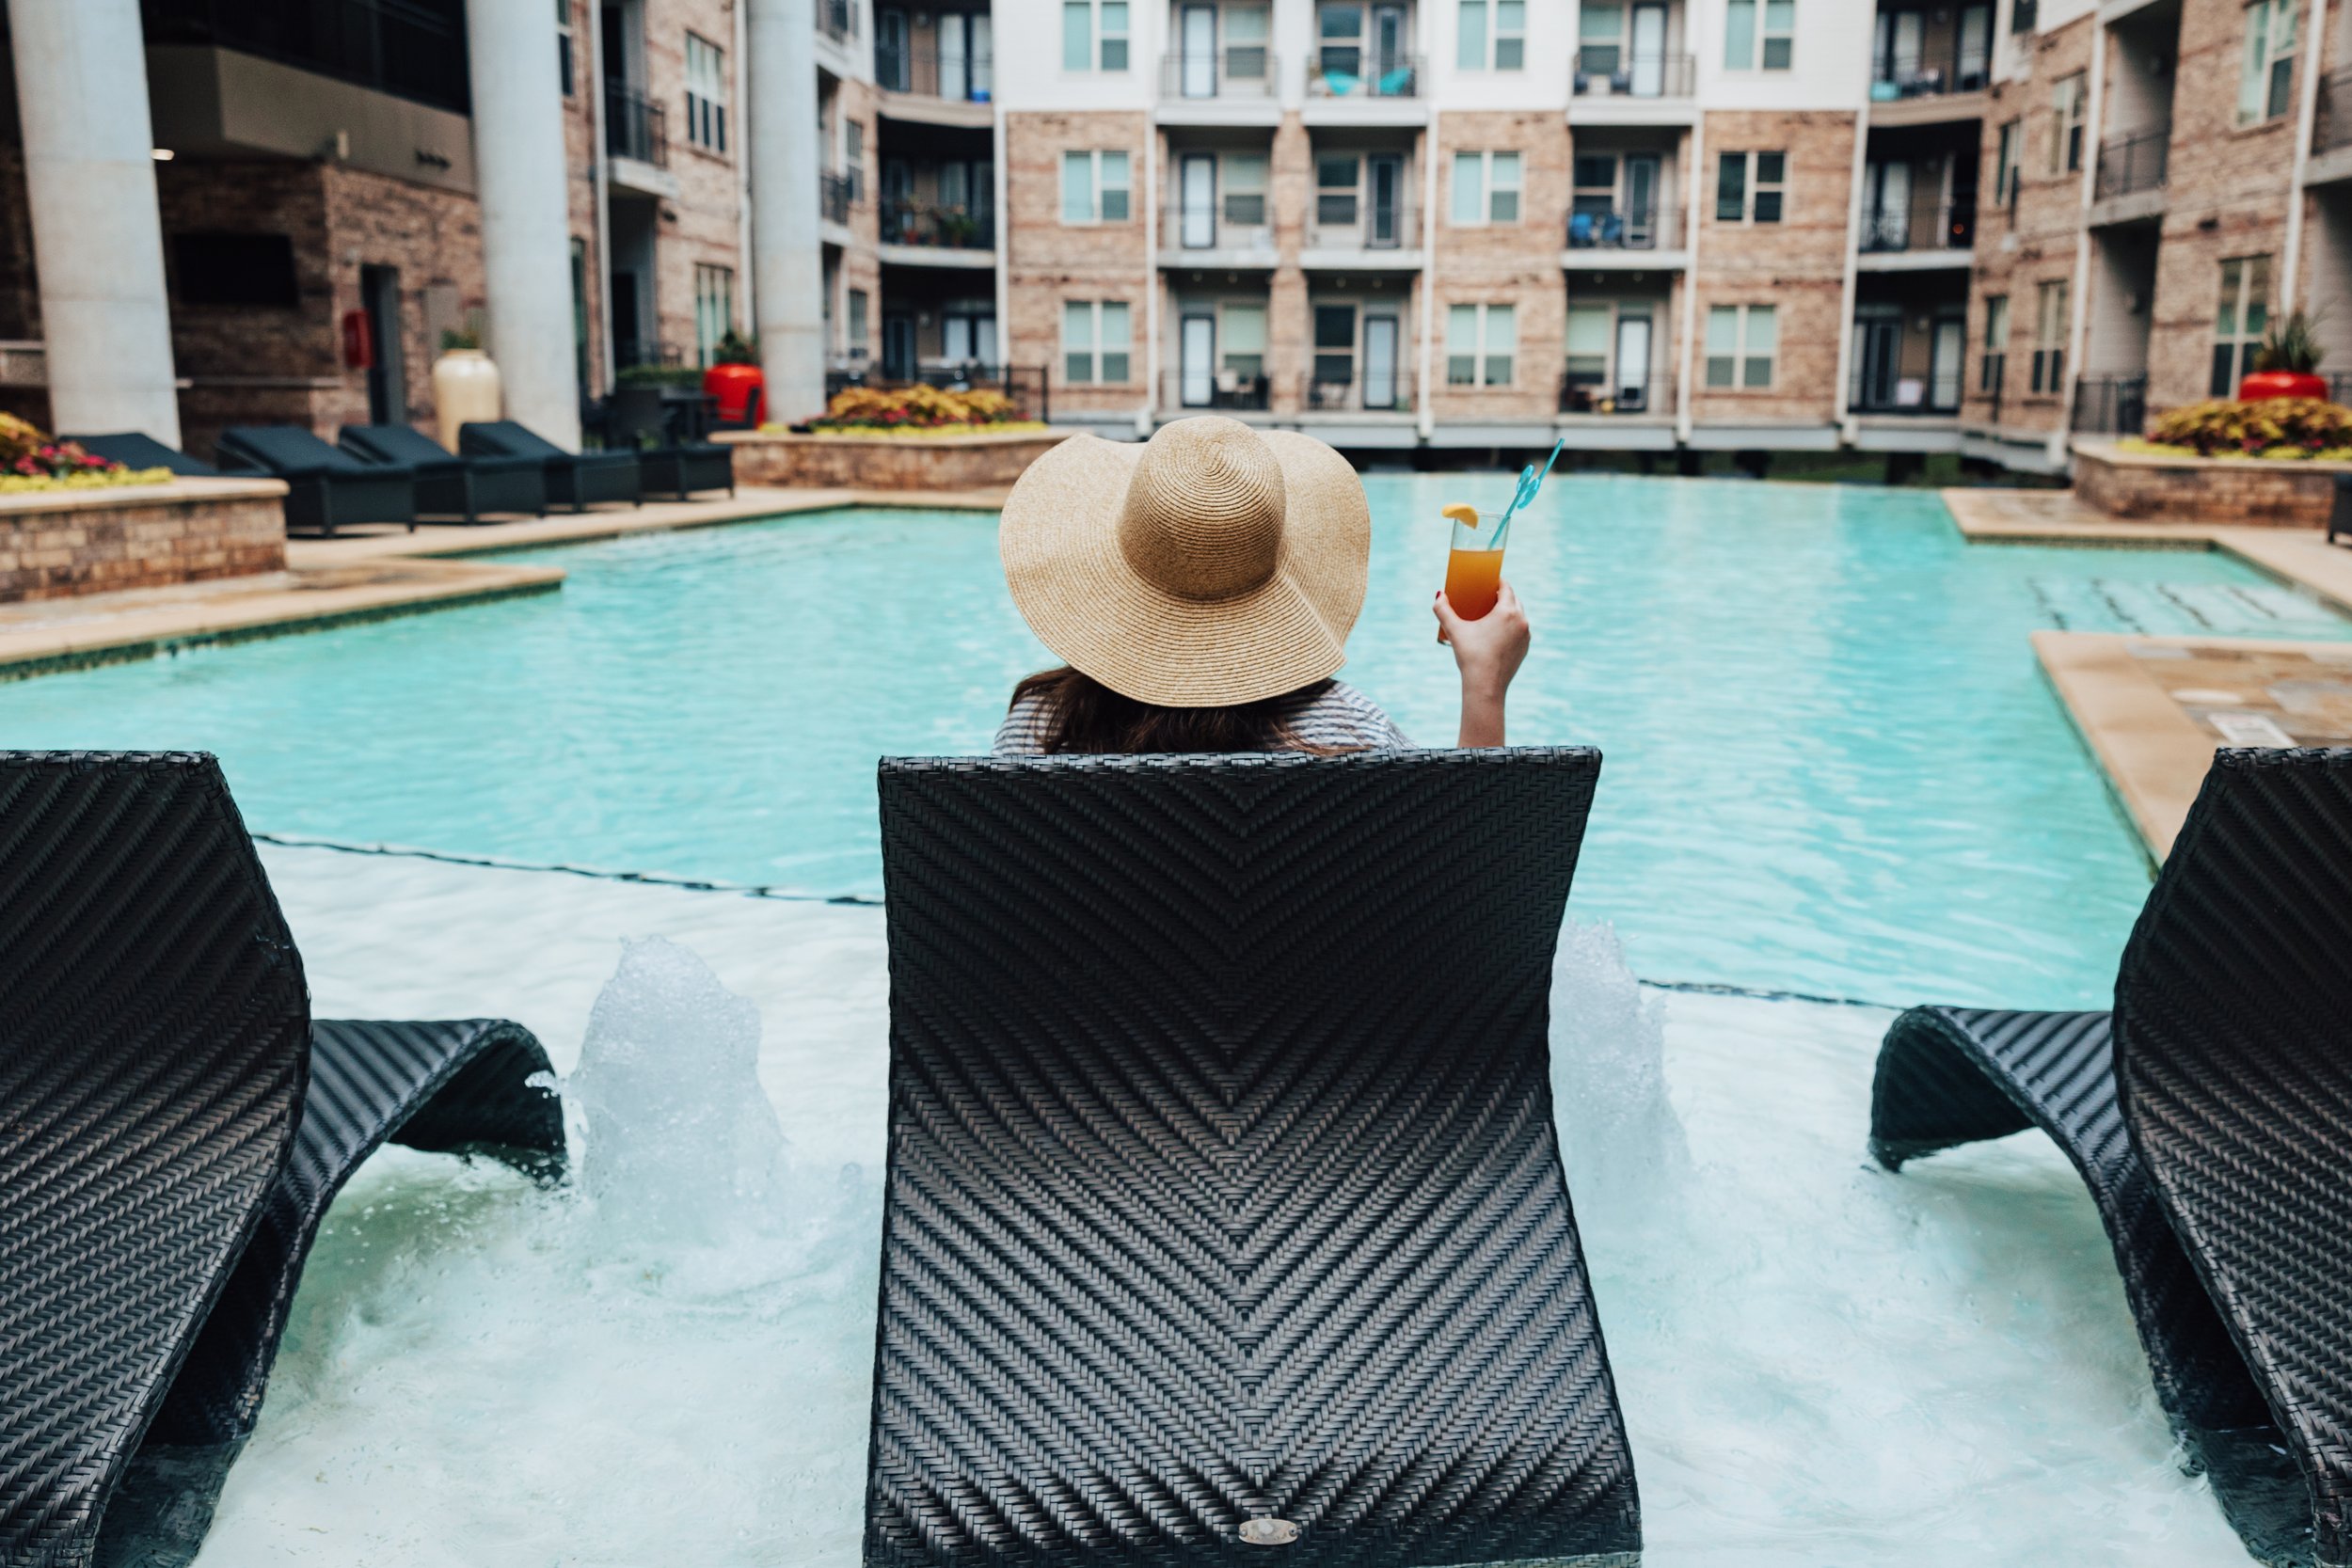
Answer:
[2143, 397, 2352, 457]
[2253, 309, 2325, 374]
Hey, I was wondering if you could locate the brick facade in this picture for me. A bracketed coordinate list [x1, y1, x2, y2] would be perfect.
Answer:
[1428, 110, 1569, 423]
[1008, 110, 1151, 419]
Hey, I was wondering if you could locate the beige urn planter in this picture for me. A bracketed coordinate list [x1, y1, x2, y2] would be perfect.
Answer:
[431, 349, 503, 451]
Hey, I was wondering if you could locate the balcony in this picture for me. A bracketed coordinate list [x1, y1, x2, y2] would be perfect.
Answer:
[605, 85, 668, 167]
[1305, 202, 1421, 254]
[880, 199, 996, 252]
[1162, 370, 1272, 412]
[1571, 50, 1695, 100]
[1161, 200, 1276, 261]
[144, 0, 471, 114]
[2072, 374, 2147, 436]
[1857, 198, 1974, 264]
[1867, 17, 1993, 126]
[1560, 368, 1671, 417]
[1302, 369, 1417, 413]
[1308, 52, 1422, 98]
[820, 171, 859, 225]
[876, 40, 993, 103]
[819, 0, 858, 43]
[2093, 130, 2169, 203]
[1159, 49, 1279, 101]
[1565, 206, 1681, 254]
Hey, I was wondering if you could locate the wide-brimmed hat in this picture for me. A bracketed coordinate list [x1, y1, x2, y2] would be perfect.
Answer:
[999, 416, 1371, 707]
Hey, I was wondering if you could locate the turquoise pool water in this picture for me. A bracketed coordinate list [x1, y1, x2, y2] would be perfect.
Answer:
[4, 474, 2343, 1007]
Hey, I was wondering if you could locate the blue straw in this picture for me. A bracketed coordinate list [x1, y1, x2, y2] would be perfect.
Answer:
[1494, 436, 1567, 541]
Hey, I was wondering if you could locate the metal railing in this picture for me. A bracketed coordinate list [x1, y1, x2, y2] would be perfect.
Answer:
[819, 0, 858, 41]
[2321, 69, 2352, 153]
[875, 40, 994, 99]
[1565, 206, 1679, 251]
[1303, 369, 1417, 412]
[143, 0, 470, 114]
[880, 199, 995, 248]
[1859, 198, 1975, 252]
[1308, 52, 1422, 97]
[820, 171, 859, 223]
[606, 84, 668, 166]
[1162, 370, 1272, 411]
[1560, 369, 1671, 416]
[1868, 30, 1991, 98]
[1306, 204, 1420, 250]
[824, 363, 1050, 422]
[2094, 130, 2169, 200]
[1162, 202, 1276, 252]
[1159, 50, 1279, 99]
[1571, 50, 1696, 99]
[613, 339, 691, 372]
[2072, 372, 2147, 435]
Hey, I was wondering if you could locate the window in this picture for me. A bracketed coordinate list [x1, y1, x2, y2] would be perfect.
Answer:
[1224, 303, 1268, 378]
[849, 288, 870, 356]
[2049, 73, 2085, 175]
[1456, 0, 1525, 69]
[1725, 0, 1794, 69]
[1445, 302, 1516, 386]
[1226, 7, 1270, 81]
[2212, 255, 2273, 394]
[557, 0, 576, 96]
[1314, 304, 1357, 383]
[171, 232, 300, 307]
[2239, 0, 2297, 123]
[845, 120, 866, 194]
[1565, 301, 1612, 390]
[1994, 119, 2019, 206]
[1060, 150, 1131, 222]
[1319, 155, 1360, 226]
[2030, 278, 2067, 393]
[1573, 154, 1618, 219]
[1980, 294, 2009, 393]
[686, 34, 728, 153]
[1450, 151, 1520, 224]
[1063, 0, 1128, 70]
[1714, 151, 1785, 222]
[1225, 153, 1268, 226]
[1062, 300, 1132, 382]
[1704, 304, 1776, 388]
[1580, 4, 1624, 72]
[694, 264, 735, 364]
[1322, 5, 1365, 79]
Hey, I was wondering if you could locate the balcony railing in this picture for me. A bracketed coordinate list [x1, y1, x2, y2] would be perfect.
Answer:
[1163, 201, 1276, 252]
[1565, 206, 1680, 251]
[827, 364, 1049, 422]
[820, 171, 859, 223]
[2094, 130, 2169, 200]
[1560, 368, 1671, 416]
[1859, 198, 1975, 252]
[1571, 50, 1696, 99]
[880, 199, 995, 249]
[1306, 204, 1420, 250]
[1308, 52, 1422, 97]
[606, 84, 668, 166]
[1303, 368, 1416, 412]
[1159, 49, 1279, 99]
[875, 40, 994, 100]
[2072, 373, 2148, 435]
[1868, 37, 1991, 98]
[2322, 69, 2352, 153]
[819, 0, 858, 41]
[1163, 369, 1272, 411]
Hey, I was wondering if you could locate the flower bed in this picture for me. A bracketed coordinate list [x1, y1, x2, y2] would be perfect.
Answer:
[2074, 436, 2352, 529]
[0, 413, 169, 492]
[801, 385, 1039, 436]
[2126, 398, 2352, 461]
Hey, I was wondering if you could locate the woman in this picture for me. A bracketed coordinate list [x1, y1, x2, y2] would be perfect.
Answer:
[994, 416, 1529, 756]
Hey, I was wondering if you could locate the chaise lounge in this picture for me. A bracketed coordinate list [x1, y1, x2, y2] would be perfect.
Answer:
[215, 425, 418, 536]
[1867, 748, 2352, 1568]
[460, 420, 640, 512]
[866, 749, 1641, 1568]
[604, 387, 736, 500]
[0, 752, 566, 1568]
[340, 422, 549, 522]
[64, 431, 219, 476]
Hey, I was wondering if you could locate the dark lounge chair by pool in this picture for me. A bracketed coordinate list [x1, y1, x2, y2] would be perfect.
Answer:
[64, 431, 218, 476]
[604, 387, 736, 500]
[0, 752, 566, 1568]
[215, 425, 418, 536]
[460, 419, 640, 512]
[1868, 748, 2352, 1568]
[339, 422, 549, 522]
[866, 749, 1641, 1568]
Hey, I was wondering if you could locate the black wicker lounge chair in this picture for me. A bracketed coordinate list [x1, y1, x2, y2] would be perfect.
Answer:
[605, 387, 735, 500]
[64, 431, 218, 476]
[867, 749, 1641, 1568]
[215, 425, 418, 536]
[339, 423, 549, 522]
[459, 419, 640, 512]
[0, 752, 565, 1568]
[1869, 748, 2352, 1568]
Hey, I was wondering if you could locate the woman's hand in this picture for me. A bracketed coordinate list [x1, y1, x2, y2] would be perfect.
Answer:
[1434, 582, 1529, 749]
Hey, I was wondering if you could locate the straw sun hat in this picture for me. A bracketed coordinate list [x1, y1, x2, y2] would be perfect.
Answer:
[999, 416, 1371, 708]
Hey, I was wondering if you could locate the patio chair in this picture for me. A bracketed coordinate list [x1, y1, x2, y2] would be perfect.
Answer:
[0, 752, 565, 1568]
[63, 431, 218, 476]
[603, 387, 736, 501]
[1868, 747, 2352, 1568]
[1569, 211, 1597, 248]
[460, 420, 641, 512]
[339, 422, 549, 523]
[215, 425, 418, 537]
[866, 749, 1641, 1568]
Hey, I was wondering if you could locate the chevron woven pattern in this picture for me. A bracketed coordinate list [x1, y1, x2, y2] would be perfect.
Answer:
[867, 750, 1639, 1568]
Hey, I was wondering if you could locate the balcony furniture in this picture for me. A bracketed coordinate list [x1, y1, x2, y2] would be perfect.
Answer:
[338, 423, 548, 523]
[603, 387, 736, 501]
[214, 425, 417, 537]
[1867, 748, 2352, 1568]
[459, 420, 641, 513]
[64, 431, 218, 476]
[0, 752, 565, 1568]
[863, 750, 1641, 1568]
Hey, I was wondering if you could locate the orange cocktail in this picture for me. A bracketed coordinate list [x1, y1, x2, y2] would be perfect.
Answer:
[1441, 505, 1507, 620]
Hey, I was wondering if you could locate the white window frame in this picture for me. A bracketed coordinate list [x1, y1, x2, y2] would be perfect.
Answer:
[1714, 150, 1786, 223]
[1450, 150, 1520, 226]
[1062, 300, 1134, 383]
[1980, 293, 2009, 393]
[2049, 72, 2085, 175]
[686, 32, 728, 154]
[1063, 0, 1130, 71]
[1704, 303, 1776, 388]
[1724, 0, 1794, 69]
[2239, 0, 2298, 124]
[1445, 302, 1517, 387]
[1455, 0, 1525, 69]
[1223, 151, 1269, 227]
[1994, 119, 2018, 205]
[557, 0, 577, 96]
[2213, 254, 2274, 394]
[2030, 278, 2068, 394]
[694, 263, 735, 364]
[849, 288, 870, 356]
[1060, 150, 1132, 223]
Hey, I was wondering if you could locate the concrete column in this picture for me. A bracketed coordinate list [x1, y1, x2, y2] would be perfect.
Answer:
[750, 0, 826, 423]
[8, 0, 180, 443]
[468, 0, 581, 449]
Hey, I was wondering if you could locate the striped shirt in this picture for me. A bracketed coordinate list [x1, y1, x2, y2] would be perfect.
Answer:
[993, 680, 1412, 755]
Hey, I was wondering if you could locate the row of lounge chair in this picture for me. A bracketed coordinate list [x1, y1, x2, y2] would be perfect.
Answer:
[2, 747, 2346, 1568]
[74, 416, 734, 538]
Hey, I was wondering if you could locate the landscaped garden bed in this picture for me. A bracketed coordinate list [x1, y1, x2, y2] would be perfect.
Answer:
[2076, 399, 2352, 529]
[722, 385, 1063, 489]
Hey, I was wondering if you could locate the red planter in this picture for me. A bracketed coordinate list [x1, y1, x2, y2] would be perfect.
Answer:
[2237, 370, 2328, 402]
[703, 362, 765, 426]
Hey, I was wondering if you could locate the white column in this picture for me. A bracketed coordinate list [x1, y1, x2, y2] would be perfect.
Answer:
[749, 0, 826, 423]
[8, 0, 180, 443]
[468, 0, 581, 450]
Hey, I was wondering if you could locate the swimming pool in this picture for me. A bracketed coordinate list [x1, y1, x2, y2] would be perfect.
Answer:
[2, 473, 2340, 1007]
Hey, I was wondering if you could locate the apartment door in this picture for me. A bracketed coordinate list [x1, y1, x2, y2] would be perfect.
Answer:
[1624, 154, 1660, 245]
[610, 271, 642, 365]
[1181, 313, 1216, 405]
[360, 263, 404, 426]
[1363, 313, 1400, 409]
[877, 8, 909, 88]
[1875, 8, 1923, 84]
[1930, 315, 1964, 409]
[1182, 153, 1216, 247]
[940, 12, 969, 101]
[1371, 4, 1406, 79]
[882, 315, 917, 380]
[1182, 6, 1216, 96]
[1852, 308, 1901, 409]
[1614, 310, 1652, 409]
[1368, 154, 1403, 246]
[1629, 3, 1667, 94]
[943, 310, 997, 365]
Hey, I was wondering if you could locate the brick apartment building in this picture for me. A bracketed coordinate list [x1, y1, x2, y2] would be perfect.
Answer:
[1, 0, 2349, 472]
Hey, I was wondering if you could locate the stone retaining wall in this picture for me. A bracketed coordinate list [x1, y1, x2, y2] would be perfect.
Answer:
[2074, 440, 2344, 529]
[719, 429, 1070, 491]
[0, 478, 288, 602]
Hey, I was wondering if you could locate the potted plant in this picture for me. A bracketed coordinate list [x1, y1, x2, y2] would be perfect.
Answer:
[701, 330, 764, 427]
[431, 325, 501, 451]
[2240, 309, 2329, 402]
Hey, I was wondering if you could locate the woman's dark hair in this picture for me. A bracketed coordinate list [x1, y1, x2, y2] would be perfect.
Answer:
[1009, 667, 1348, 755]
